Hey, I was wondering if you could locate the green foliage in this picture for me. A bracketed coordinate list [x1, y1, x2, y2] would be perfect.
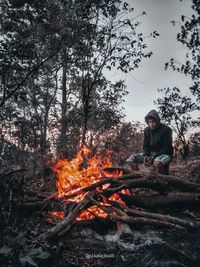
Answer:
[165, 0, 200, 103]
[0, 0, 155, 156]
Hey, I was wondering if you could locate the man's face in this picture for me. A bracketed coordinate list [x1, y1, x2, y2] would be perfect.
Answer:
[148, 118, 157, 129]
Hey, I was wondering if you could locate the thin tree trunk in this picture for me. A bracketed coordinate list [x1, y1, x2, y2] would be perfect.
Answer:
[60, 65, 67, 151]
[81, 87, 89, 146]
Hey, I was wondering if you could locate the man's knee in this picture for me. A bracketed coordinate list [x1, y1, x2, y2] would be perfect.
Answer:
[154, 154, 172, 166]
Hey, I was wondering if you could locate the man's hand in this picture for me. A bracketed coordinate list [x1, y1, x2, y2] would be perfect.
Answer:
[143, 156, 154, 167]
[126, 155, 135, 163]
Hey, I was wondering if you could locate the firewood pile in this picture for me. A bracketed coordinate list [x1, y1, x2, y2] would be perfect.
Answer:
[1, 156, 200, 242]
[34, 167, 200, 240]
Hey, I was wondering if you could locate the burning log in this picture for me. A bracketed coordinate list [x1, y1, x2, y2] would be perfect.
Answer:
[42, 191, 95, 240]
[63, 171, 143, 200]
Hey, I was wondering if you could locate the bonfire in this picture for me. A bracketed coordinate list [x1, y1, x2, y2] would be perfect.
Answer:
[32, 145, 200, 240]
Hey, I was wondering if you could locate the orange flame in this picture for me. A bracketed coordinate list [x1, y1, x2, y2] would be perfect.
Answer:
[51, 145, 129, 220]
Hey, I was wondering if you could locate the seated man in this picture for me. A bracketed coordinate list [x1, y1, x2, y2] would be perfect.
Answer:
[126, 110, 173, 174]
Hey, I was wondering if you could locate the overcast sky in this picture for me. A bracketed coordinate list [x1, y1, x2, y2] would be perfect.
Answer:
[109, 0, 196, 124]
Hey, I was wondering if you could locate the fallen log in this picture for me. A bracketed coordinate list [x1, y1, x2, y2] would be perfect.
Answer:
[119, 192, 200, 209]
[104, 176, 200, 195]
[108, 200, 200, 229]
[104, 178, 168, 195]
[111, 214, 184, 230]
[149, 173, 200, 192]
[88, 196, 184, 230]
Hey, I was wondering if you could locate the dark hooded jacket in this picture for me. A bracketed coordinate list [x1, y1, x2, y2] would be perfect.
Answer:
[143, 110, 173, 158]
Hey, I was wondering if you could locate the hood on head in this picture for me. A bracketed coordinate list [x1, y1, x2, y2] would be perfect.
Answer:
[145, 110, 161, 125]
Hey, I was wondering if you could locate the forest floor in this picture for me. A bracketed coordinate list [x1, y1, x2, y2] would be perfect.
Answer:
[1, 159, 200, 267]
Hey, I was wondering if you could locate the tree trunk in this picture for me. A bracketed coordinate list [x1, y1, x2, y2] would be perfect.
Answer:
[60, 65, 67, 151]
[81, 86, 89, 146]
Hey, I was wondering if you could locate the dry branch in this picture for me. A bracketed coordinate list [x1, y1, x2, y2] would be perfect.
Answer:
[41, 191, 95, 240]
[109, 200, 200, 229]
[88, 196, 185, 230]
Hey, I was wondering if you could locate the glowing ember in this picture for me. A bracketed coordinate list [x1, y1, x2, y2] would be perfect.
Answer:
[77, 206, 108, 221]
[47, 211, 65, 223]
[50, 211, 65, 218]
[51, 145, 129, 220]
